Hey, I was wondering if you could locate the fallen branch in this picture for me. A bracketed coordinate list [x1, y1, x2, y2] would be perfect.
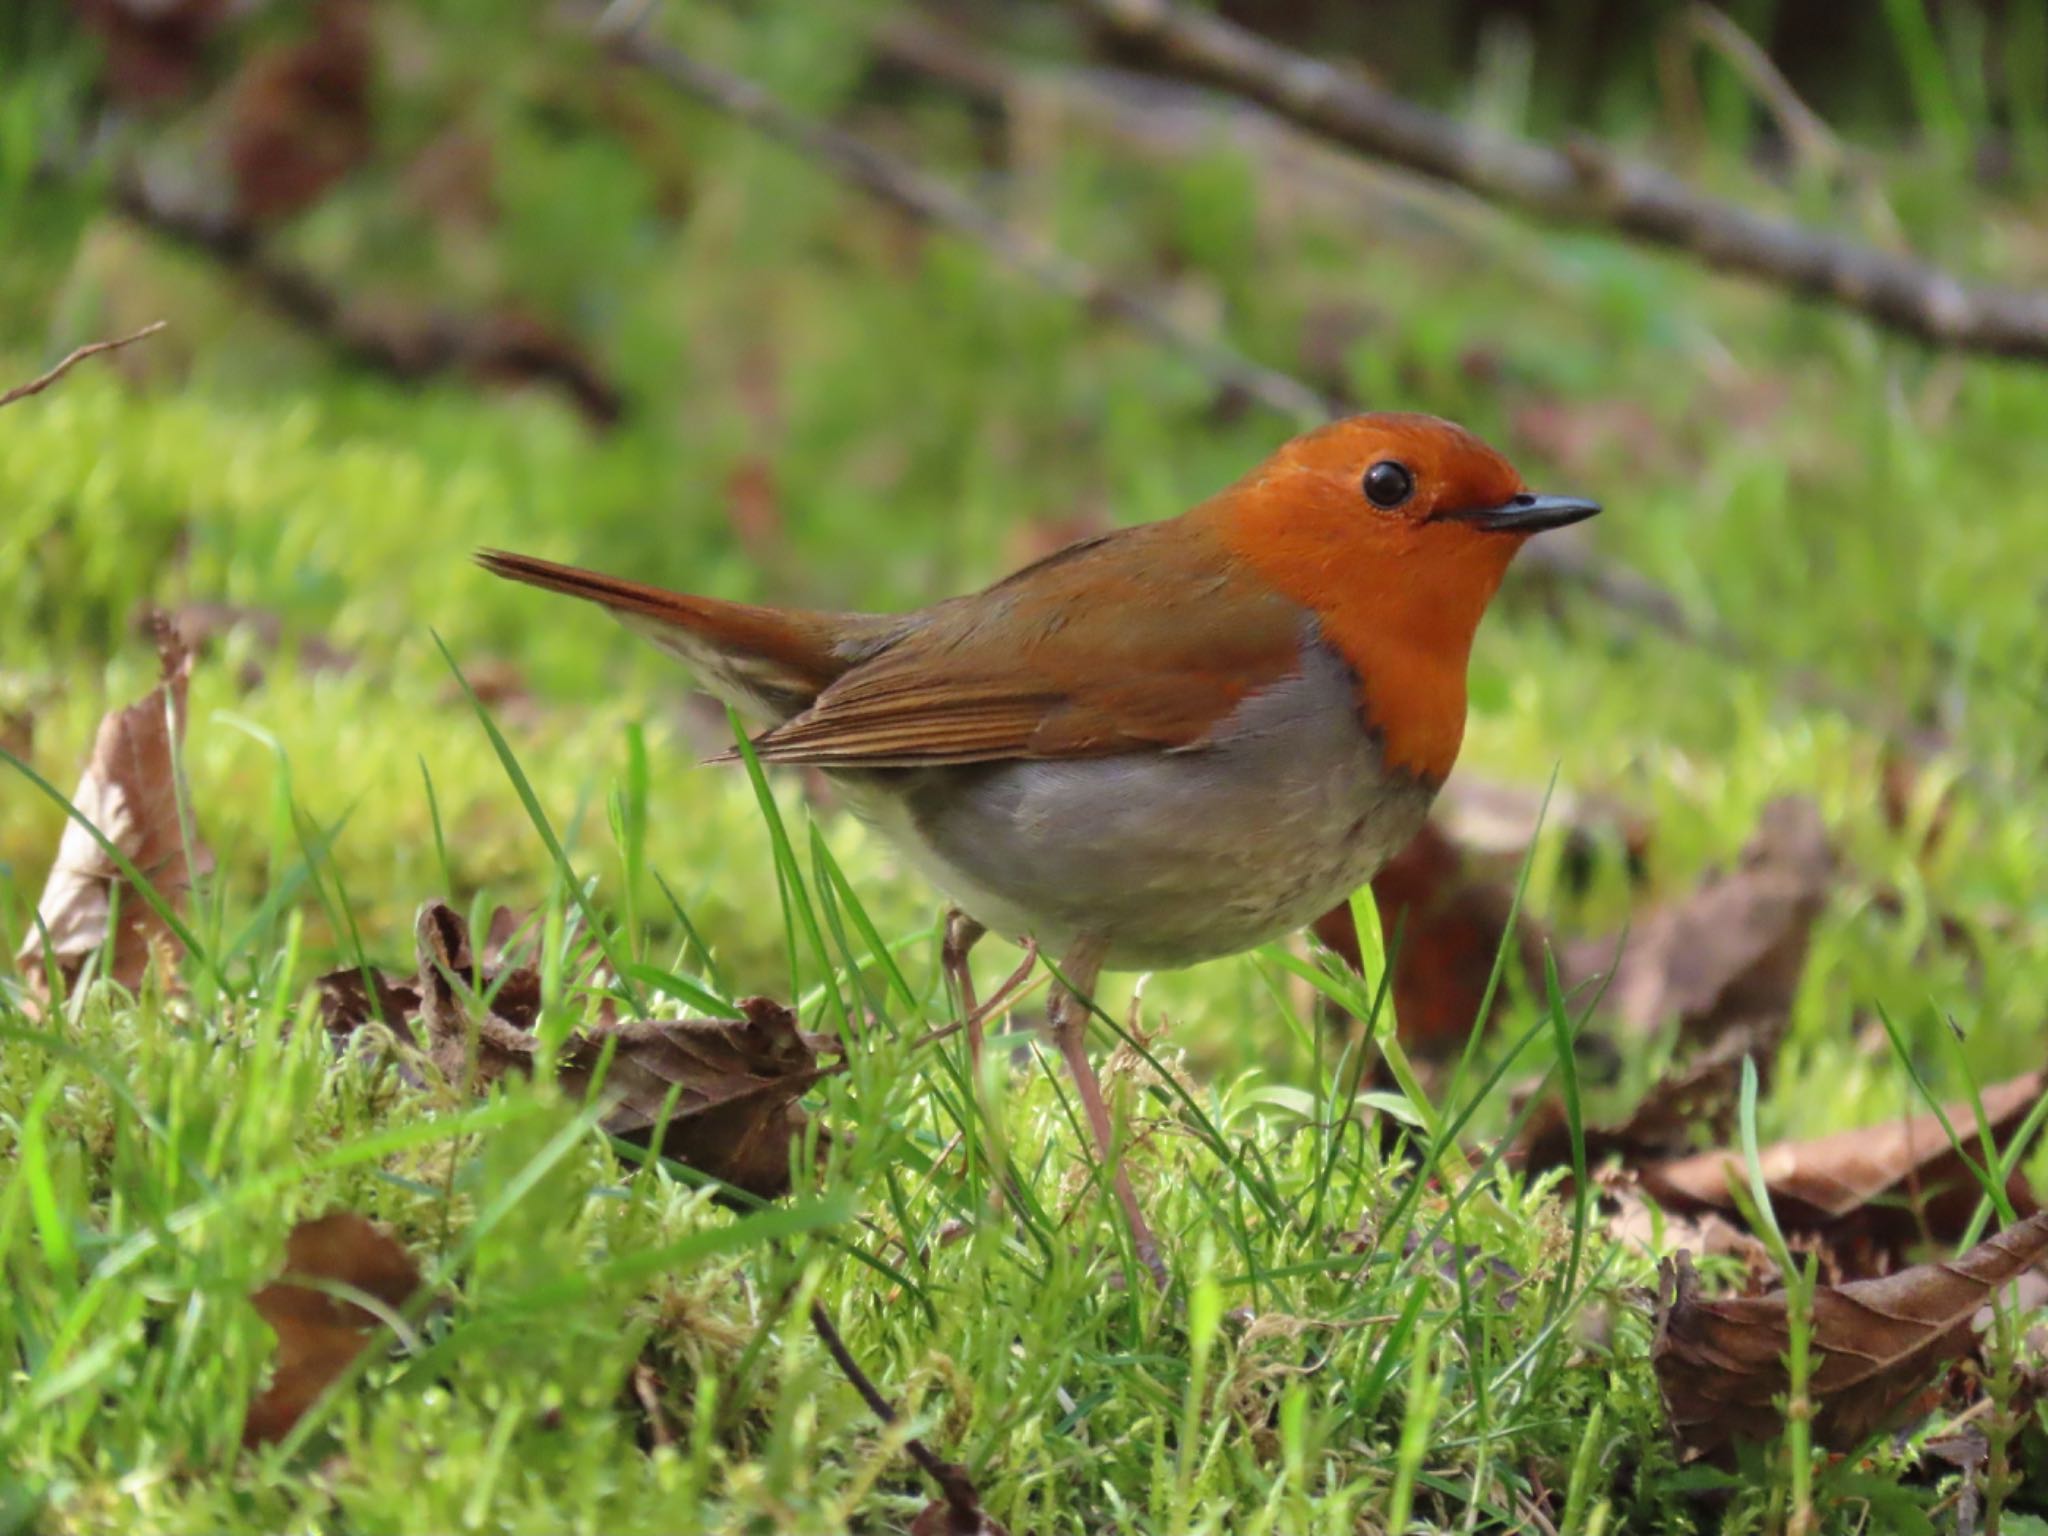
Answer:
[589, 4, 1336, 426]
[1080, 0, 2048, 364]
[111, 174, 625, 427]
[0, 321, 166, 410]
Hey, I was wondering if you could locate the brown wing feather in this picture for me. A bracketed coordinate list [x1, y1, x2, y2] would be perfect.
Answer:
[739, 517, 1311, 767]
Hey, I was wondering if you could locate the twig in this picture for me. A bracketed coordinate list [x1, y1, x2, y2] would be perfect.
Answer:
[0, 321, 166, 411]
[806, 1300, 991, 1528]
[588, 3, 1336, 426]
[1081, 0, 2048, 364]
[110, 174, 625, 427]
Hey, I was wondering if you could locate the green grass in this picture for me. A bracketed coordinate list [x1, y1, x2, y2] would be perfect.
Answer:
[6, 2, 2048, 1529]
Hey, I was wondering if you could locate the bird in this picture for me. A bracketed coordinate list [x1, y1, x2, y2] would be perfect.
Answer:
[478, 412, 1598, 1283]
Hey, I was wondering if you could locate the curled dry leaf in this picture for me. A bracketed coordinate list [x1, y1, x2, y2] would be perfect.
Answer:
[1566, 796, 1834, 1061]
[1639, 1069, 2042, 1269]
[1653, 1210, 2048, 1461]
[245, 1211, 422, 1447]
[321, 902, 832, 1199]
[14, 622, 213, 1003]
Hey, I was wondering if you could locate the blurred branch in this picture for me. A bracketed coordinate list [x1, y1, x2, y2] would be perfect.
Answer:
[110, 174, 625, 427]
[0, 321, 165, 410]
[871, 15, 1698, 643]
[1081, 0, 2048, 364]
[590, 4, 1337, 425]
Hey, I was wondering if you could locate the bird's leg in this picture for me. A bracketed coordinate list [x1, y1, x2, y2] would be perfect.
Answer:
[941, 908, 989, 1075]
[1049, 941, 1168, 1290]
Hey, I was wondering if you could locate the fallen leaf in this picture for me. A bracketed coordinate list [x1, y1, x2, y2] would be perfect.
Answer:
[1640, 1070, 2042, 1268]
[1601, 1173, 1771, 1269]
[1311, 821, 1545, 1063]
[14, 621, 213, 1002]
[1652, 1210, 2048, 1461]
[244, 1211, 422, 1447]
[226, 0, 377, 226]
[1567, 796, 1834, 1061]
[1516, 1043, 1746, 1177]
[322, 903, 831, 1199]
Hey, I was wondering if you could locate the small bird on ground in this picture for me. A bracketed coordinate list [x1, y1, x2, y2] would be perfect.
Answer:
[480, 413, 1597, 1282]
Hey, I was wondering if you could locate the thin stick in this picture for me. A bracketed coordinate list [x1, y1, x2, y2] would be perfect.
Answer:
[590, 4, 1336, 426]
[1081, 0, 2048, 364]
[0, 322, 166, 411]
[807, 1300, 989, 1524]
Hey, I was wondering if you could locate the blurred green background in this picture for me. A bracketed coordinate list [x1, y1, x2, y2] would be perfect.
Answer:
[6, 2, 2048, 1529]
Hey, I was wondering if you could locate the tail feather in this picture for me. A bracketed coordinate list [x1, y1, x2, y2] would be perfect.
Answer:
[476, 548, 889, 721]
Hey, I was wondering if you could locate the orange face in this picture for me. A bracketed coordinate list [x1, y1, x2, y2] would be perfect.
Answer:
[1208, 413, 1598, 783]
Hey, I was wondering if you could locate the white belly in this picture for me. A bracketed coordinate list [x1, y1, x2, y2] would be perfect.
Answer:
[834, 641, 1435, 970]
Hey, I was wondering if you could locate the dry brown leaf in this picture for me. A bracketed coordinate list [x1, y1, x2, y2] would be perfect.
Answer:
[1567, 796, 1834, 1060]
[1516, 1044, 1746, 1178]
[244, 1211, 422, 1447]
[1640, 1070, 2042, 1269]
[1601, 1174, 1771, 1268]
[1653, 1210, 2048, 1460]
[14, 622, 213, 1003]
[321, 903, 831, 1199]
[1315, 819, 1544, 1065]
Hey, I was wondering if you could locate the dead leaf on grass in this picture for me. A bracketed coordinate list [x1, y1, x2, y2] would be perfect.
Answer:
[321, 902, 832, 1198]
[1640, 1069, 2042, 1268]
[1516, 1043, 1746, 1177]
[14, 621, 213, 1003]
[1314, 817, 1545, 1065]
[244, 1211, 422, 1447]
[1653, 1210, 2048, 1461]
[1566, 796, 1834, 1062]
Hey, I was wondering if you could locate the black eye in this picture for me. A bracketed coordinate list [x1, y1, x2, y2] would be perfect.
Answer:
[1362, 459, 1415, 509]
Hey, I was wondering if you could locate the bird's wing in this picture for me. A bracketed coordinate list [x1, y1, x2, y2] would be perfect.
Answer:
[737, 521, 1312, 767]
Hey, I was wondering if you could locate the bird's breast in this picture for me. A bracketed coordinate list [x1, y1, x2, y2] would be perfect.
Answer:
[834, 635, 1436, 970]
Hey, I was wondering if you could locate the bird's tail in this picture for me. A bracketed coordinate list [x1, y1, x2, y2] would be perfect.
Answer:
[476, 549, 889, 723]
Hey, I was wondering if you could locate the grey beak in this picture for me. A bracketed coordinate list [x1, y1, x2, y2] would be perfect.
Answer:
[1446, 492, 1602, 533]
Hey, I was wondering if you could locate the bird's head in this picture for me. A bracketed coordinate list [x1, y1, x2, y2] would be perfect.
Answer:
[1209, 412, 1600, 782]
